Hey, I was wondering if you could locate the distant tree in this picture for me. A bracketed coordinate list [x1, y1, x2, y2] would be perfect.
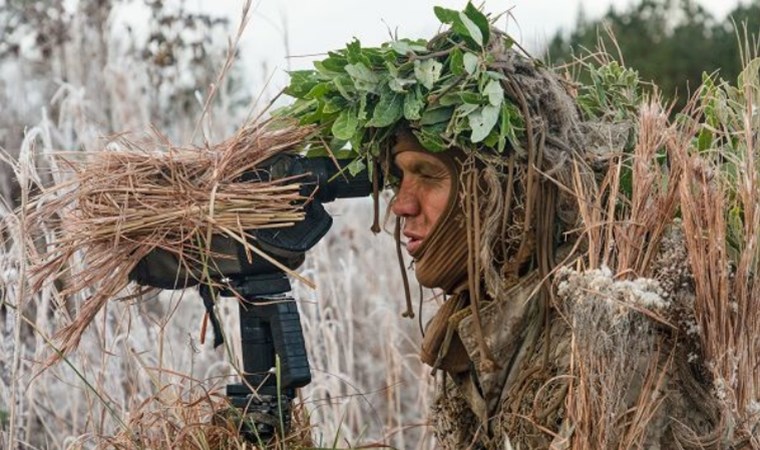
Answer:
[545, 0, 760, 108]
[711, 1, 760, 77]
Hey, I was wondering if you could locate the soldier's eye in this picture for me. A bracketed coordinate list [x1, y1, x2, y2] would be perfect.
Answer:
[387, 165, 403, 191]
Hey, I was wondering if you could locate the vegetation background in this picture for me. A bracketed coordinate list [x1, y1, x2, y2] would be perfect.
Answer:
[0, 0, 757, 448]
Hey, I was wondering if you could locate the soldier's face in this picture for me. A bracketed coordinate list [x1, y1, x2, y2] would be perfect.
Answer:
[391, 150, 452, 256]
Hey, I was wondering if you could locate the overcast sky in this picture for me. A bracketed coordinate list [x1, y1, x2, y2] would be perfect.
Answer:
[119, 0, 745, 94]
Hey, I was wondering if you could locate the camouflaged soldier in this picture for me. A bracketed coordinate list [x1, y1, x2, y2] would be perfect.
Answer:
[386, 56, 720, 450]
[281, 6, 732, 446]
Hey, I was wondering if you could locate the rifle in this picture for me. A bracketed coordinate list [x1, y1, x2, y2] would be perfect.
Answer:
[130, 155, 379, 442]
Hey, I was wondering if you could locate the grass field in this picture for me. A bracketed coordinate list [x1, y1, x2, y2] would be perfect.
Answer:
[0, 3, 438, 446]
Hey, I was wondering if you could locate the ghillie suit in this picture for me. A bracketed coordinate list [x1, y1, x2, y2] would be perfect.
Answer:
[282, 5, 760, 448]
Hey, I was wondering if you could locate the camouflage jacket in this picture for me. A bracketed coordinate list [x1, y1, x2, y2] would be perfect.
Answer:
[430, 265, 721, 450]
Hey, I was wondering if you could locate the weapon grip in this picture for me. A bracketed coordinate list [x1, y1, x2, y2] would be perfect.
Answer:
[269, 300, 311, 389]
[239, 298, 311, 390]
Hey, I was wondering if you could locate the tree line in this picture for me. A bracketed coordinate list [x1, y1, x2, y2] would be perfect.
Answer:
[545, 0, 760, 108]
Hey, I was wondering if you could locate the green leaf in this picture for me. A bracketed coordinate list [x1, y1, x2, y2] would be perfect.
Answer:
[437, 6, 483, 49]
[457, 12, 483, 47]
[290, 96, 326, 125]
[332, 107, 359, 140]
[403, 87, 424, 120]
[438, 91, 482, 107]
[463, 52, 479, 75]
[389, 77, 416, 93]
[697, 127, 713, 152]
[468, 105, 499, 143]
[390, 39, 428, 55]
[414, 127, 447, 152]
[320, 52, 349, 72]
[483, 130, 499, 147]
[390, 40, 411, 56]
[345, 62, 381, 93]
[298, 113, 321, 126]
[502, 102, 523, 150]
[358, 93, 368, 120]
[460, 91, 482, 104]
[497, 102, 511, 153]
[456, 102, 480, 118]
[272, 98, 317, 119]
[384, 59, 400, 78]
[420, 106, 453, 125]
[285, 70, 320, 98]
[483, 79, 503, 107]
[414, 59, 443, 90]
[333, 75, 356, 99]
[463, 2, 490, 47]
[315, 59, 348, 75]
[346, 158, 367, 177]
[434, 6, 459, 24]
[367, 91, 403, 127]
[438, 92, 462, 106]
[345, 39, 371, 66]
[361, 47, 388, 67]
[305, 82, 331, 100]
[485, 70, 506, 80]
[450, 48, 465, 76]
[323, 96, 348, 115]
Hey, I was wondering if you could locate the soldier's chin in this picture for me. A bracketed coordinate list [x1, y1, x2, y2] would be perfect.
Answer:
[413, 261, 467, 294]
[413, 269, 442, 290]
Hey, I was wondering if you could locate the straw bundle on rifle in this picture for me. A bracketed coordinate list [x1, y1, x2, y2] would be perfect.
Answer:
[24, 120, 314, 361]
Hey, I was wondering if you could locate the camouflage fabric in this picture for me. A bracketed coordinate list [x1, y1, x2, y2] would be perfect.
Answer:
[430, 230, 721, 449]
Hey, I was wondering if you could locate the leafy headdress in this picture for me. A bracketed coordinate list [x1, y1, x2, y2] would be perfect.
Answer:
[279, 4, 591, 369]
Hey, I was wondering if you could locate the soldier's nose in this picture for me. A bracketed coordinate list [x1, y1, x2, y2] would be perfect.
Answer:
[391, 182, 420, 217]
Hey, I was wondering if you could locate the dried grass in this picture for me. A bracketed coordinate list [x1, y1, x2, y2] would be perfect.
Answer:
[4, 125, 432, 449]
[562, 54, 760, 448]
[573, 96, 686, 277]
[674, 53, 760, 445]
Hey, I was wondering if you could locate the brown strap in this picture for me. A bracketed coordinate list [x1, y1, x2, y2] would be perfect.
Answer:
[394, 216, 415, 318]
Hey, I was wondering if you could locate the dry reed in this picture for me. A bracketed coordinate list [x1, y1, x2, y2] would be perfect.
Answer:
[562, 56, 760, 447]
[556, 95, 685, 448]
[674, 54, 760, 445]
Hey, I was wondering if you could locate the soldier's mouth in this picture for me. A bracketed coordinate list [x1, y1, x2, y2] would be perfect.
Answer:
[403, 231, 424, 255]
[406, 237, 422, 254]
